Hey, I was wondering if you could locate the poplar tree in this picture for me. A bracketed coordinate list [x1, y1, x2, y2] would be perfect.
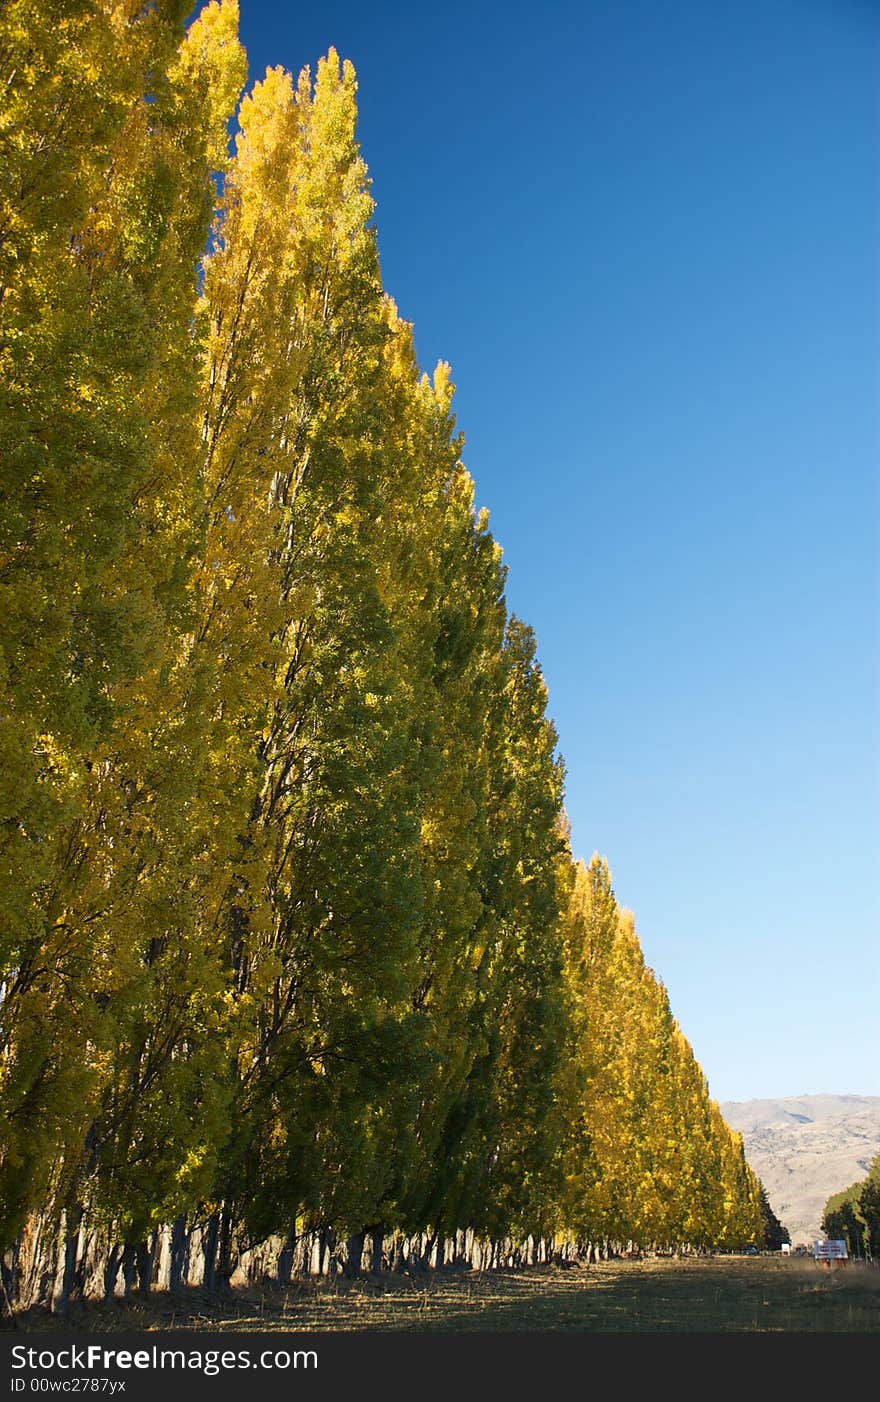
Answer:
[193, 51, 431, 1276]
[558, 856, 762, 1252]
[0, 0, 245, 1265]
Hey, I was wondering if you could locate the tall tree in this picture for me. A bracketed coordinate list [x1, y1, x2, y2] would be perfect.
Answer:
[192, 51, 435, 1276]
[0, 0, 245, 1263]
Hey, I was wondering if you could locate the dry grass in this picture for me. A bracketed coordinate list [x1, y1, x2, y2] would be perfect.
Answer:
[8, 1255, 880, 1333]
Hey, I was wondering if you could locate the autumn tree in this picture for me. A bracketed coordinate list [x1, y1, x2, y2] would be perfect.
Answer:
[557, 855, 762, 1253]
[0, 9, 761, 1305]
[0, 0, 245, 1295]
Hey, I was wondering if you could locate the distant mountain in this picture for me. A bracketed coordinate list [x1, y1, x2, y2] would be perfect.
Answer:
[720, 1095, 880, 1247]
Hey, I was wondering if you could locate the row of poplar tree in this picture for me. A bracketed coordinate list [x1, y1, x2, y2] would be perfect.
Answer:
[0, 1, 764, 1310]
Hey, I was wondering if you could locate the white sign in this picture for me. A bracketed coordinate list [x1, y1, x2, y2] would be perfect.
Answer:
[812, 1239, 848, 1260]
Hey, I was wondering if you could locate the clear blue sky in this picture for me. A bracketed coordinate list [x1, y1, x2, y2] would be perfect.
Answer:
[237, 0, 879, 1104]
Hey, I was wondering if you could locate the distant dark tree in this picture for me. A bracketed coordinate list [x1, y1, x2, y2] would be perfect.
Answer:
[857, 1153, 880, 1258]
[758, 1183, 790, 1249]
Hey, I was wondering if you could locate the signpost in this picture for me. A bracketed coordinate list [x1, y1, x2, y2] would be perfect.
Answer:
[812, 1239, 848, 1268]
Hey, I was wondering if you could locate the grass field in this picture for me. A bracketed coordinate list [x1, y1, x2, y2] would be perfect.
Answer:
[10, 1255, 880, 1333]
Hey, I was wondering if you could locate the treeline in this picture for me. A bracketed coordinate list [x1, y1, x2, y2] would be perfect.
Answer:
[0, 1, 763, 1312]
[822, 1153, 880, 1260]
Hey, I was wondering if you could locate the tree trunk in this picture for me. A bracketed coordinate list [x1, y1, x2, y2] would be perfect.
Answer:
[51, 1207, 83, 1315]
[277, 1231, 295, 1285]
[103, 1245, 120, 1304]
[370, 1225, 384, 1275]
[121, 1243, 138, 1300]
[202, 1214, 220, 1294]
[136, 1239, 151, 1297]
[0, 1250, 16, 1321]
[169, 1216, 188, 1293]
[386, 1234, 402, 1273]
[319, 1225, 335, 1277]
[420, 1231, 436, 1271]
[345, 1230, 365, 1278]
[217, 1209, 234, 1289]
[307, 1231, 321, 1276]
[2, 1233, 22, 1316]
[19, 1214, 48, 1311]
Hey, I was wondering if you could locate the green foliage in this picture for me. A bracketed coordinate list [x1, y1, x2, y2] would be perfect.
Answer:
[821, 1154, 880, 1259]
[0, 0, 245, 1245]
[858, 1155, 880, 1258]
[0, 3, 760, 1284]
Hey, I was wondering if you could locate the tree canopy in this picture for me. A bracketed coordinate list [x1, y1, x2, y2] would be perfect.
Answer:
[0, 1, 763, 1309]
